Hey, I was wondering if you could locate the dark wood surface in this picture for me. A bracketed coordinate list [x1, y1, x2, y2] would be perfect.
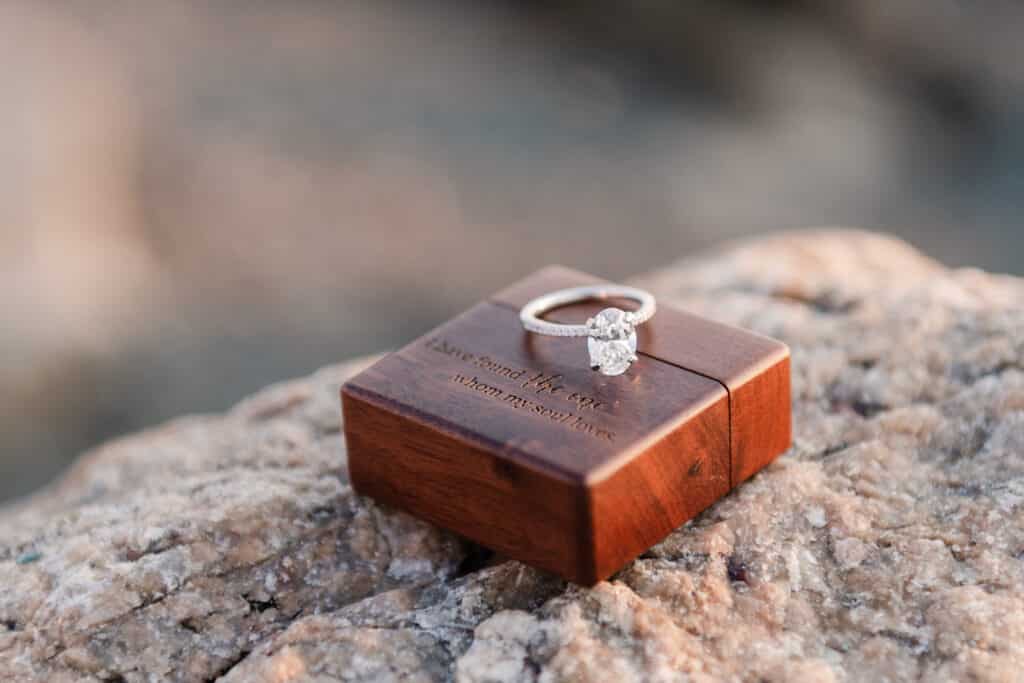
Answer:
[344, 386, 587, 579]
[492, 265, 791, 487]
[588, 395, 730, 581]
[342, 266, 790, 584]
[346, 302, 727, 481]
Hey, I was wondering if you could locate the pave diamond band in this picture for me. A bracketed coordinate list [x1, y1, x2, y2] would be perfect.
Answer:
[519, 284, 656, 376]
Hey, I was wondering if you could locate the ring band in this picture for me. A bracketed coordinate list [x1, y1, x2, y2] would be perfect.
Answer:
[519, 284, 656, 376]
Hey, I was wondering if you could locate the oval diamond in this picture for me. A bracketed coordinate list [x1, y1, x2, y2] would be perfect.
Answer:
[587, 308, 637, 375]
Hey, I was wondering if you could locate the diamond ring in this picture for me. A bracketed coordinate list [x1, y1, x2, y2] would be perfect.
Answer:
[519, 284, 657, 376]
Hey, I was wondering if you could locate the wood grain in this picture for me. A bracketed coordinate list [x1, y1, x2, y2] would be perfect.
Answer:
[344, 385, 586, 579]
[492, 265, 792, 487]
[342, 266, 790, 584]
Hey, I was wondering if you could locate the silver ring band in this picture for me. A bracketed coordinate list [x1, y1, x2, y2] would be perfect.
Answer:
[519, 284, 656, 376]
[519, 284, 656, 336]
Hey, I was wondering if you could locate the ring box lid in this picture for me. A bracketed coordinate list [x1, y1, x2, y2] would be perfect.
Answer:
[491, 266, 791, 487]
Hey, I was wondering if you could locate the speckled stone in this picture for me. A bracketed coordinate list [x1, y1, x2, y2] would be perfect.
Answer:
[2, 230, 1022, 682]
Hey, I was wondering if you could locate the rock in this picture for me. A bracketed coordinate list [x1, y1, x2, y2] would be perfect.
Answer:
[2, 229, 1023, 682]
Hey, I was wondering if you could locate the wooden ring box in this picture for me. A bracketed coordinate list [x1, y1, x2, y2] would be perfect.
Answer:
[341, 266, 791, 585]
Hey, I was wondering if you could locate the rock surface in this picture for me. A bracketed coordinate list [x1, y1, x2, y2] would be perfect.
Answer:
[2, 230, 1023, 682]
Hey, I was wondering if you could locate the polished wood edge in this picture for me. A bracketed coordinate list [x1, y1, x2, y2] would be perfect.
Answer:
[727, 342, 789, 487]
[341, 379, 581, 485]
[342, 346, 727, 488]
[730, 352, 792, 486]
[584, 382, 726, 486]
[343, 388, 591, 583]
[724, 337, 790, 388]
[585, 397, 731, 583]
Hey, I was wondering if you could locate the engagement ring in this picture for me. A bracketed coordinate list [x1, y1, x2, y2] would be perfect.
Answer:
[519, 284, 656, 376]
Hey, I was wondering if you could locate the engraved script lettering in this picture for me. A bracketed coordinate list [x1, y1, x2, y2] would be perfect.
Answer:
[474, 355, 527, 381]
[427, 339, 603, 411]
[567, 391, 604, 411]
[427, 338, 616, 442]
[450, 374, 614, 441]
[521, 372, 563, 396]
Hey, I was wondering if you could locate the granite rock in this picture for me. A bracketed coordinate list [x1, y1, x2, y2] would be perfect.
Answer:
[2, 229, 1023, 682]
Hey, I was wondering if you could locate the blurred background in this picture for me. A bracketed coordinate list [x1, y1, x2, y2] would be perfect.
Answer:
[2, 0, 1022, 503]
